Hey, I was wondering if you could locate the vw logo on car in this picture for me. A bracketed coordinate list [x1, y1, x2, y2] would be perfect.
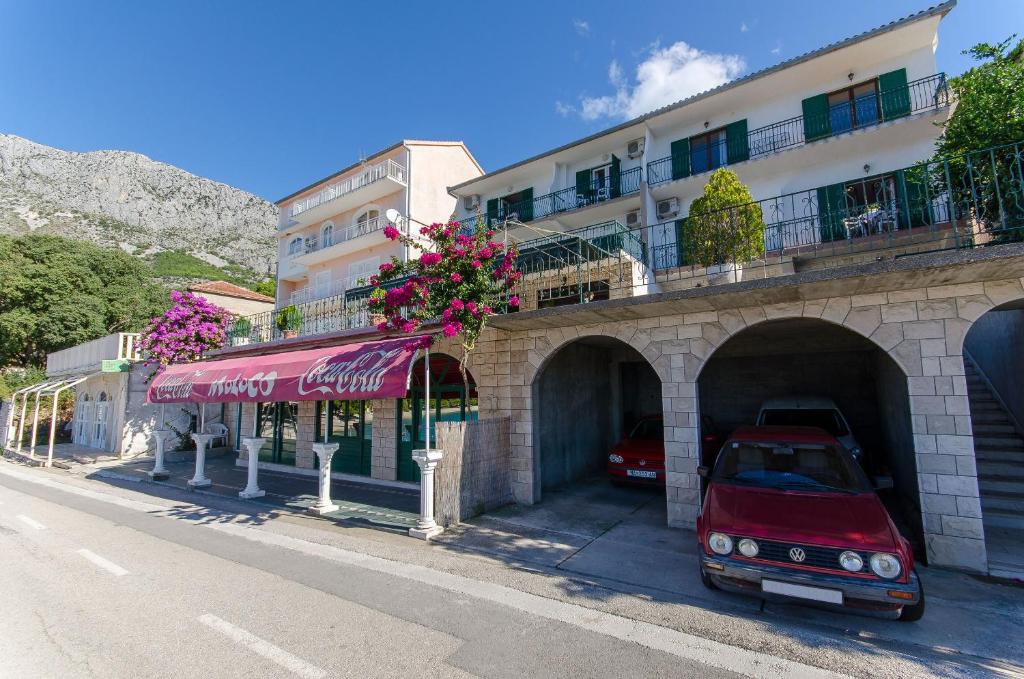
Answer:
[789, 547, 806, 563]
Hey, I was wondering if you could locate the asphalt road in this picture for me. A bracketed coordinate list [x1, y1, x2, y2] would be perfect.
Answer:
[0, 465, 826, 679]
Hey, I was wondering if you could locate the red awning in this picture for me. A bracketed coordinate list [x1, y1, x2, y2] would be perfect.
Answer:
[147, 336, 431, 404]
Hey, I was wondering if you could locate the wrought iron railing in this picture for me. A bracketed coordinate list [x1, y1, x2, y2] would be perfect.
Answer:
[488, 166, 643, 225]
[287, 216, 396, 261]
[647, 73, 949, 185]
[648, 140, 1024, 282]
[288, 158, 407, 221]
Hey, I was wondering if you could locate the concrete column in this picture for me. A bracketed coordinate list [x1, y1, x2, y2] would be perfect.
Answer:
[188, 433, 216, 488]
[239, 437, 267, 499]
[308, 442, 339, 515]
[409, 448, 443, 540]
[28, 391, 43, 458]
[16, 391, 30, 453]
[148, 429, 173, 480]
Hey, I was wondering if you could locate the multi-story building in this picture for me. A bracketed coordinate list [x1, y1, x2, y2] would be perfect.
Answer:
[144, 1, 1024, 578]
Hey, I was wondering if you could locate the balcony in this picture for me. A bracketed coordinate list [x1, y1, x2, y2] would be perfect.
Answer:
[647, 140, 1024, 286]
[288, 215, 395, 267]
[646, 73, 949, 186]
[46, 333, 142, 377]
[487, 166, 643, 227]
[284, 159, 406, 230]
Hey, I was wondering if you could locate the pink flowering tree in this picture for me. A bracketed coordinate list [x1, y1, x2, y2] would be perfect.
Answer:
[139, 290, 232, 374]
[368, 217, 520, 386]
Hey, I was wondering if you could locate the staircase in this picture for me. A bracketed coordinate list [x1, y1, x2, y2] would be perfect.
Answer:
[965, 361, 1024, 578]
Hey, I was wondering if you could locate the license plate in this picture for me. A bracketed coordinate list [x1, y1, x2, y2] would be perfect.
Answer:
[626, 469, 657, 478]
[762, 579, 843, 604]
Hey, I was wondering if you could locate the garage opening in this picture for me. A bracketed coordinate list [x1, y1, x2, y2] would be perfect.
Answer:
[963, 301, 1024, 576]
[531, 336, 664, 525]
[697, 318, 923, 555]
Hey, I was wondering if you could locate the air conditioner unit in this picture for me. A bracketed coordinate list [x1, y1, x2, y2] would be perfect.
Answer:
[625, 209, 642, 228]
[627, 139, 645, 159]
[462, 194, 480, 211]
[656, 198, 680, 220]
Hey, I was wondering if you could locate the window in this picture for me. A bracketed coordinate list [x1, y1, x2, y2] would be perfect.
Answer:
[689, 128, 728, 174]
[287, 236, 303, 256]
[321, 222, 334, 247]
[537, 280, 610, 308]
[348, 256, 380, 289]
[827, 80, 880, 134]
[712, 442, 869, 493]
[355, 209, 380, 236]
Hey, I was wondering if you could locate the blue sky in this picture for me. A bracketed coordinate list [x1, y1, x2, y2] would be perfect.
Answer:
[2, 0, 1020, 202]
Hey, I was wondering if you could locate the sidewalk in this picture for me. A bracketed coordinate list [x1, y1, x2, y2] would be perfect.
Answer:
[84, 454, 421, 533]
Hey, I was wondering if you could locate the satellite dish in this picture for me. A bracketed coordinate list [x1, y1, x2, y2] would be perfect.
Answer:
[385, 208, 401, 223]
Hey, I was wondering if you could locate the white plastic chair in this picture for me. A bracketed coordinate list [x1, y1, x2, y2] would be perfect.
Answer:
[205, 423, 229, 448]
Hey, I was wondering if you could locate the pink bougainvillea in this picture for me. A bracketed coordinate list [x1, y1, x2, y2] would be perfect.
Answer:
[368, 217, 519, 383]
[139, 290, 232, 373]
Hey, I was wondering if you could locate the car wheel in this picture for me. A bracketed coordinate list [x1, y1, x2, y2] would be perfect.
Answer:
[699, 563, 718, 591]
[897, 577, 925, 622]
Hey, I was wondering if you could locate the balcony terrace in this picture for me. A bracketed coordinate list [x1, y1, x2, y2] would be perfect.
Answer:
[486, 166, 643, 227]
[46, 333, 142, 378]
[284, 159, 406, 230]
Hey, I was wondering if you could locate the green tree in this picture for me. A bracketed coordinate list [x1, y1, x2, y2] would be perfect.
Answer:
[0, 235, 168, 368]
[250, 278, 276, 298]
[683, 168, 765, 268]
[936, 35, 1024, 158]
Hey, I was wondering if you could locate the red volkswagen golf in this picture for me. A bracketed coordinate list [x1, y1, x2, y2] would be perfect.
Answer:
[697, 426, 924, 621]
[607, 416, 665, 485]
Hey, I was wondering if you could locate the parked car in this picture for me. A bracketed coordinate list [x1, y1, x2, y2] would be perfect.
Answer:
[700, 415, 723, 468]
[756, 397, 863, 461]
[696, 425, 924, 621]
[607, 415, 664, 485]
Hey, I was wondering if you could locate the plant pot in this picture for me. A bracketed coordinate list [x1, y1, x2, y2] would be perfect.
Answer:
[231, 336, 250, 347]
[705, 262, 743, 286]
[370, 313, 386, 327]
[283, 330, 298, 339]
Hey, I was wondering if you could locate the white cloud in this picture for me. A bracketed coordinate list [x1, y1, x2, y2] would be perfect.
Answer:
[770, 42, 782, 55]
[554, 100, 575, 117]
[573, 19, 590, 36]
[578, 41, 745, 121]
[740, 22, 749, 32]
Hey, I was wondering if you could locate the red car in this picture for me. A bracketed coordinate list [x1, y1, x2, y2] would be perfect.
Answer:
[607, 416, 664, 485]
[697, 426, 924, 621]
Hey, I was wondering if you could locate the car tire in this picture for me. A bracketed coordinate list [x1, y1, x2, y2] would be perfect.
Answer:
[699, 563, 718, 591]
[897, 577, 925, 622]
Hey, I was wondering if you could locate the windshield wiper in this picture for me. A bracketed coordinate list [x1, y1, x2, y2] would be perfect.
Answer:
[773, 480, 857, 494]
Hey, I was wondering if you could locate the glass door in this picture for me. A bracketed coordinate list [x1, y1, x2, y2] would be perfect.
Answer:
[321, 400, 372, 476]
[256, 402, 297, 465]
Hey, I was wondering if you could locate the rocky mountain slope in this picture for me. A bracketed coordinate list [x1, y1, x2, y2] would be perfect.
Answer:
[0, 133, 277, 276]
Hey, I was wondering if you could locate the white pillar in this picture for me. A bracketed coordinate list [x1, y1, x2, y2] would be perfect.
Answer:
[148, 430, 173, 480]
[16, 390, 30, 453]
[308, 442, 339, 515]
[409, 448, 444, 540]
[188, 433, 216, 488]
[28, 390, 43, 458]
[239, 437, 266, 499]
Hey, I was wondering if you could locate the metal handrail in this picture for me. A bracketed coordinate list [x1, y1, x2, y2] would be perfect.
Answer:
[289, 159, 407, 219]
[489, 166, 644, 225]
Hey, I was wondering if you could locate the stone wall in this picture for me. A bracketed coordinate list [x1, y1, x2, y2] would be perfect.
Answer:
[370, 398, 398, 481]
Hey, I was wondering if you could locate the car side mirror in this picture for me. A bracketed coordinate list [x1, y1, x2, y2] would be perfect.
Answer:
[697, 465, 710, 479]
[873, 475, 894, 490]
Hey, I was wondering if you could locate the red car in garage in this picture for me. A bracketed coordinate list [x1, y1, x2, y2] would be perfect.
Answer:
[607, 415, 664, 485]
[697, 426, 924, 621]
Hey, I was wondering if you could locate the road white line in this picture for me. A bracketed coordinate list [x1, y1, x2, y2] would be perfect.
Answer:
[16, 514, 45, 530]
[76, 548, 129, 577]
[198, 614, 326, 679]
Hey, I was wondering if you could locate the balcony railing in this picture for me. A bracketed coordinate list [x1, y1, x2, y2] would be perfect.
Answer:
[289, 159, 406, 219]
[647, 73, 949, 185]
[489, 166, 643, 225]
[46, 332, 142, 377]
[286, 216, 394, 260]
[647, 140, 1024, 283]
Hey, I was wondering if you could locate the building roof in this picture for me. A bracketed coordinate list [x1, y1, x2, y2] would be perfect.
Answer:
[449, 0, 955, 193]
[276, 140, 483, 205]
[188, 280, 275, 303]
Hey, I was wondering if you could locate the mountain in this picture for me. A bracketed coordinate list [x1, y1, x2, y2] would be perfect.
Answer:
[0, 133, 277, 277]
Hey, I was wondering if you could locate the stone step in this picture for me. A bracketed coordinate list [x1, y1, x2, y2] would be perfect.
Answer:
[971, 401, 1004, 411]
[977, 460, 1024, 477]
[974, 437, 1024, 451]
[983, 494, 1024, 513]
[970, 412, 1013, 425]
[979, 477, 1024, 494]
[976, 449, 1024, 464]
[973, 423, 1018, 435]
[984, 509, 1024, 530]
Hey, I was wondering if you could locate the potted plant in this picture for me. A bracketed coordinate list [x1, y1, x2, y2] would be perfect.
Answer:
[230, 316, 252, 346]
[685, 168, 765, 285]
[368, 288, 387, 327]
[275, 305, 302, 339]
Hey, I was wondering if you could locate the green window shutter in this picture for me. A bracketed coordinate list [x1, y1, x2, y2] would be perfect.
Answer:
[802, 94, 831, 142]
[518, 187, 534, 222]
[674, 218, 693, 267]
[816, 183, 847, 242]
[896, 167, 930, 229]
[576, 169, 592, 201]
[725, 119, 749, 164]
[610, 154, 621, 198]
[670, 139, 690, 180]
[486, 198, 499, 223]
[879, 68, 910, 120]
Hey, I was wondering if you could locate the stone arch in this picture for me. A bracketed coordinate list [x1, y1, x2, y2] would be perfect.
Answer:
[526, 324, 673, 387]
[948, 279, 1024, 355]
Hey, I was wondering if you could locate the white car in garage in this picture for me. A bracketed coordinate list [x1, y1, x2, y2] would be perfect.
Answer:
[756, 397, 863, 462]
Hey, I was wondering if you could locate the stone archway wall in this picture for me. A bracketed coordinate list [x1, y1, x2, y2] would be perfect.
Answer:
[504, 277, 1024, 572]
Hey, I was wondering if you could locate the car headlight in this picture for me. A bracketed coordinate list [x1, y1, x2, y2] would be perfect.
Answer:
[838, 551, 864, 572]
[737, 538, 759, 557]
[708, 532, 733, 555]
[869, 553, 902, 579]
[608, 454, 624, 464]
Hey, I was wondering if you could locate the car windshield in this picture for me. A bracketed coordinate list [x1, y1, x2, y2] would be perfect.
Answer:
[759, 409, 849, 436]
[629, 419, 664, 441]
[713, 441, 869, 493]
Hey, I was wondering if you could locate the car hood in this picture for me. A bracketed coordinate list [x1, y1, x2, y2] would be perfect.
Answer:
[705, 483, 896, 551]
[612, 439, 664, 462]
